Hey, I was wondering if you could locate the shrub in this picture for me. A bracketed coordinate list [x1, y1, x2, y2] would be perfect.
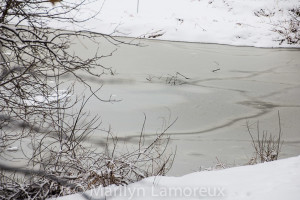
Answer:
[246, 112, 283, 164]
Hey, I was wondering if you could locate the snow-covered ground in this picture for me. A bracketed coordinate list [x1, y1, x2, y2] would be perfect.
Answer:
[55, 155, 300, 200]
[61, 0, 300, 48]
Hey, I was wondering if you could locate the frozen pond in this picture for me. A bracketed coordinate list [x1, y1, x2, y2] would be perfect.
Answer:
[64, 38, 300, 175]
[69, 37, 300, 175]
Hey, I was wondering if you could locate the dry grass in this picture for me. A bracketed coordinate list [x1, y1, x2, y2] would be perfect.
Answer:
[246, 111, 283, 164]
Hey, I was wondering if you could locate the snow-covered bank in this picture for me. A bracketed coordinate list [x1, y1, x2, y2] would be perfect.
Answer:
[65, 0, 300, 48]
[56, 156, 300, 200]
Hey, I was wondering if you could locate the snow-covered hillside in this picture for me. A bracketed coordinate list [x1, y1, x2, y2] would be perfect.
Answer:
[64, 0, 300, 48]
[56, 156, 300, 200]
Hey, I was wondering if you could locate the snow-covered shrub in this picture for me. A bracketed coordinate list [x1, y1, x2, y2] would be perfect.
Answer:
[0, 109, 174, 199]
[275, 8, 300, 45]
[254, 6, 299, 45]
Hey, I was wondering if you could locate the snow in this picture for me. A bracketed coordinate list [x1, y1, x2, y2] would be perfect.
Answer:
[24, 90, 69, 106]
[55, 0, 300, 48]
[55, 155, 300, 200]
[6, 146, 18, 152]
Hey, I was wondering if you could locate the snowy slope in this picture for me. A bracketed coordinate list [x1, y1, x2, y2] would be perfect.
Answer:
[63, 0, 300, 48]
[56, 156, 300, 200]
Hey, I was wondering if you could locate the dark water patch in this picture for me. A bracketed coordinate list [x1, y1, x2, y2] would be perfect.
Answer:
[238, 100, 300, 110]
